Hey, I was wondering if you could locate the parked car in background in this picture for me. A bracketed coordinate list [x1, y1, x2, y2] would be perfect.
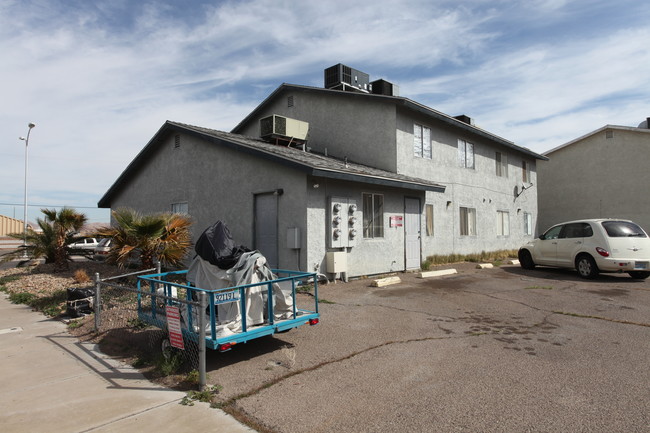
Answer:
[92, 238, 113, 261]
[518, 219, 650, 279]
[67, 237, 99, 254]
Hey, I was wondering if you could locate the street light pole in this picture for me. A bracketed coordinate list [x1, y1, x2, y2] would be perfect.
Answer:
[19, 122, 35, 257]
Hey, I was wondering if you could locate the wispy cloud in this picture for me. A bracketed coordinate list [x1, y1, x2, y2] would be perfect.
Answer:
[1, 0, 648, 223]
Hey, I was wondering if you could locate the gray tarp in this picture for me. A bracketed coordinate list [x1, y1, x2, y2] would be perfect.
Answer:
[185, 251, 293, 336]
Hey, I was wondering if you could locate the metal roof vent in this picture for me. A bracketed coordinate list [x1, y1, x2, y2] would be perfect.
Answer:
[454, 115, 474, 125]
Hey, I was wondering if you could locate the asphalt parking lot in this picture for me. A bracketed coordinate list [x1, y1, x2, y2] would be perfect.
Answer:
[207, 263, 650, 433]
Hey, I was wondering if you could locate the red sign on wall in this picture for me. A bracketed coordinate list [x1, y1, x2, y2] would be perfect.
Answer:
[390, 216, 403, 228]
[166, 305, 185, 350]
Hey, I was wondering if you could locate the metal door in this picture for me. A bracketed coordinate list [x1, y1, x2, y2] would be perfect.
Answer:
[404, 197, 421, 270]
[254, 193, 278, 268]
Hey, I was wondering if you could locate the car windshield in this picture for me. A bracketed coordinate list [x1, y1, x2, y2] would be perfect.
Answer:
[97, 238, 112, 247]
[601, 221, 647, 238]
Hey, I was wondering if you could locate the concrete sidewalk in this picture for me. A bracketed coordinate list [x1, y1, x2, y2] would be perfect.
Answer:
[0, 294, 254, 433]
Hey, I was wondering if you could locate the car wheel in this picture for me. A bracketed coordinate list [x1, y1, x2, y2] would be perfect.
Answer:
[628, 271, 650, 280]
[576, 255, 598, 279]
[518, 249, 536, 270]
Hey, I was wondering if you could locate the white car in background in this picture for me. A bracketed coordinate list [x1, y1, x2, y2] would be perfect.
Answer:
[92, 238, 114, 261]
[518, 219, 650, 279]
[67, 237, 99, 253]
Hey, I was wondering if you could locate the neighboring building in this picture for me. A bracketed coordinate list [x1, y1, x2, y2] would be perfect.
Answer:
[538, 119, 650, 234]
[99, 65, 546, 278]
[0, 214, 27, 237]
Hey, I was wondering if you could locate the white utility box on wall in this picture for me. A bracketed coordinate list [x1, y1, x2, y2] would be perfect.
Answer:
[326, 251, 347, 274]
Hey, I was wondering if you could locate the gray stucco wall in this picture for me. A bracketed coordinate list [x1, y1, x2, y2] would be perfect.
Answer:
[304, 177, 425, 277]
[395, 109, 539, 256]
[235, 89, 541, 260]
[106, 131, 310, 270]
[236, 89, 398, 173]
[538, 127, 650, 233]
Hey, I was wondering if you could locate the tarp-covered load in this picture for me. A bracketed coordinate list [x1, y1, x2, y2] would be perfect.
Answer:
[185, 221, 293, 336]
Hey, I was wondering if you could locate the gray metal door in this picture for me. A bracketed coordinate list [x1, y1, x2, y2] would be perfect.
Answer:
[404, 197, 421, 270]
[255, 193, 278, 268]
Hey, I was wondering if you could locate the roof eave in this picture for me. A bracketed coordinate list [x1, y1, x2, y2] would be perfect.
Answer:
[311, 168, 446, 193]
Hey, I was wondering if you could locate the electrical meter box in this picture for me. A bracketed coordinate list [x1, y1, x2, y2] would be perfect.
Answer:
[286, 227, 300, 249]
[326, 251, 347, 273]
[328, 196, 359, 248]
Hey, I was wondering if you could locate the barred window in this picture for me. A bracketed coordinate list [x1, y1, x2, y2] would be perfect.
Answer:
[363, 193, 384, 238]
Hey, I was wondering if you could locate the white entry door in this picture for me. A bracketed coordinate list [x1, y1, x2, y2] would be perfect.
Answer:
[254, 193, 278, 268]
[404, 197, 421, 270]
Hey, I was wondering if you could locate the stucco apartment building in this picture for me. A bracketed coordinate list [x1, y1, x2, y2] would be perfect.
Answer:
[537, 119, 650, 234]
[99, 65, 546, 278]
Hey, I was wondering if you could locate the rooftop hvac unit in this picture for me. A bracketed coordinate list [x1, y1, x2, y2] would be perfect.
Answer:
[260, 115, 309, 141]
[370, 79, 399, 96]
[324, 63, 370, 92]
[453, 115, 474, 125]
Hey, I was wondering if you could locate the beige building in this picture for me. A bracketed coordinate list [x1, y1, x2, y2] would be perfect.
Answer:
[0, 214, 25, 237]
[538, 119, 650, 234]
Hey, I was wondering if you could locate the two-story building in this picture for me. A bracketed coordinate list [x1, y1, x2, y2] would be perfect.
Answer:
[537, 119, 650, 233]
[98, 65, 546, 278]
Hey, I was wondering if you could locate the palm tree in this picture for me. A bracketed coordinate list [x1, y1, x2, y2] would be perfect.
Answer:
[2, 208, 87, 271]
[95, 208, 193, 269]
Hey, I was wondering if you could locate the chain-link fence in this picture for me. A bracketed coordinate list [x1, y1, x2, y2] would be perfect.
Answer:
[92, 268, 207, 390]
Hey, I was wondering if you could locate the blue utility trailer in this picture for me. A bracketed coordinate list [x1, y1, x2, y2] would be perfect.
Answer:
[135, 269, 320, 352]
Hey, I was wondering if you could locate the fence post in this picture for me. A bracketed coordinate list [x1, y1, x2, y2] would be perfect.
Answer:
[94, 272, 101, 331]
[198, 291, 207, 391]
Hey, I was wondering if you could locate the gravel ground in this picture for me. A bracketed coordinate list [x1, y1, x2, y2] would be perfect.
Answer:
[0, 260, 122, 301]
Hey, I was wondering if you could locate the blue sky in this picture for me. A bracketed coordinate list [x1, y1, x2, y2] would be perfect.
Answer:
[1, 0, 649, 224]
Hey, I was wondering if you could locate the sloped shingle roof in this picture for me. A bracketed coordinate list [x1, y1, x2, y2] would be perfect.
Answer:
[98, 121, 445, 208]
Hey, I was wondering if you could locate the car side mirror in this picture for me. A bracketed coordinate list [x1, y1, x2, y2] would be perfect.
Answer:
[539, 234, 546, 240]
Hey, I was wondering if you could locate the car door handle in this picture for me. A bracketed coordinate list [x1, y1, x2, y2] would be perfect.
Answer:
[575, 241, 582, 244]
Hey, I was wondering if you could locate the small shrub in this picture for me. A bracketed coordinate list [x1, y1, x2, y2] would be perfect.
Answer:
[127, 318, 148, 330]
[180, 385, 223, 406]
[74, 269, 91, 284]
[67, 320, 84, 329]
[9, 292, 36, 305]
[132, 356, 150, 368]
[184, 369, 199, 385]
[156, 351, 184, 376]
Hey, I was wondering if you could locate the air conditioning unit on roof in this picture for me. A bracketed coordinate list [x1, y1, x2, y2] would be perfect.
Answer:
[260, 115, 309, 141]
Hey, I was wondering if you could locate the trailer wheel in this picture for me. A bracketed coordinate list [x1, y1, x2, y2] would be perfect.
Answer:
[161, 338, 175, 360]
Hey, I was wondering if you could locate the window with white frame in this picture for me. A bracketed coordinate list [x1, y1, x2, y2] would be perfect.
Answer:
[458, 139, 475, 168]
[522, 160, 531, 183]
[414, 124, 432, 159]
[363, 193, 384, 238]
[459, 207, 476, 236]
[524, 212, 533, 236]
[171, 202, 188, 214]
[497, 210, 510, 236]
[496, 152, 508, 177]
[425, 204, 434, 236]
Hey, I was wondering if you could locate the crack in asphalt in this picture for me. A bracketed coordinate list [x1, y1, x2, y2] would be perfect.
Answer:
[217, 332, 476, 425]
